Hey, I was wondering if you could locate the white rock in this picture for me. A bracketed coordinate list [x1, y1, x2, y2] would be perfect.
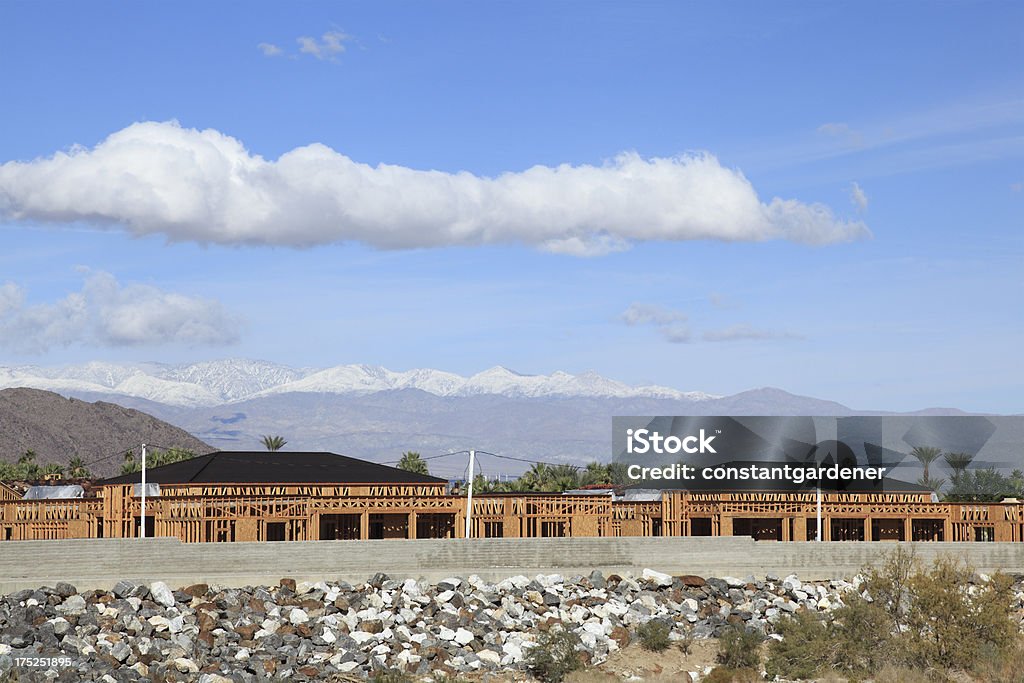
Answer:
[724, 576, 746, 588]
[454, 627, 474, 645]
[234, 648, 250, 661]
[477, 649, 501, 665]
[321, 628, 336, 644]
[150, 582, 176, 608]
[148, 615, 170, 632]
[642, 568, 673, 587]
[438, 626, 457, 641]
[289, 608, 309, 625]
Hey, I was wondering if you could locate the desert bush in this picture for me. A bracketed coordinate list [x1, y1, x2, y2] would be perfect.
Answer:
[702, 666, 763, 683]
[716, 624, 763, 671]
[827, 591, 893, 678]
[764, 609, 831, 680]
[872, 664, 947, 683]
[526, 626, 584, 682]
[970, 638, 1024, 683]
[368, 670, 413, 683]
[765, 548, 1019, 681]
[636, 619, 672, 652]
[676, 626, 694, 655]
[898, 557, 1016, 672]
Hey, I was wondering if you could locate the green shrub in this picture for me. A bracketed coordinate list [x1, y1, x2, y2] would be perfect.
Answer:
[765, 609, 831, 680]
[716, 624, 763, 671]
[828, 592, 892, 677]
[525, 626, 584, 682]
[636, 619, 672, 652]
[764, 548, 1020, 681]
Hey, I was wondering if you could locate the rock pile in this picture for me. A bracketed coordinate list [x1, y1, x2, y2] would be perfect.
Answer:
[1, 570, 1022, 682]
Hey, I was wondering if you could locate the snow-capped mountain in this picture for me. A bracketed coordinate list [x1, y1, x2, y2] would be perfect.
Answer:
[0, 360, 718, 407]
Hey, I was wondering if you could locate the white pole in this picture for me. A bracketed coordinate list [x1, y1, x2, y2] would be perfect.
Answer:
[816, 483, 822, 542]
[140, 443, 147, 539]
[465, 449, 475, 539]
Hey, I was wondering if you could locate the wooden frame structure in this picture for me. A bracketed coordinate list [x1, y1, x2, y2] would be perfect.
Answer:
[4, 486, 1024, 543]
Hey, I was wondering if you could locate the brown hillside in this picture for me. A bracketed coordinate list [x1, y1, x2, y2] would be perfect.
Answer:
[0, 387, 212, 477]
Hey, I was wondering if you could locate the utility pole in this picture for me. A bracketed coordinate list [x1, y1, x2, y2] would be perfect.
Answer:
[464, 449, 475, 539]
[140, 443, 147, 539]
[816, 483, 822, 543]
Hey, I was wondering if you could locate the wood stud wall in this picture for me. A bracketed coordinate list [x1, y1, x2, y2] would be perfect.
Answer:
[2, 486, 1023, 543]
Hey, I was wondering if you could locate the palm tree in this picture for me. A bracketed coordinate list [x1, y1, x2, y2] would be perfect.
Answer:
[910, 446, 943, 481]
[547, 464, 582, 492]
[16, 449, 41, 480]
[68, 456, 91, 479]
[917, 476, 946, 495]
[519, 463, 551, 491]
[943, 451, 974, 475]
[397, 451, 429, 475]
[260, 435, 287, 451]
[41, 463, 64, 480]
[581, 462, 613, 487]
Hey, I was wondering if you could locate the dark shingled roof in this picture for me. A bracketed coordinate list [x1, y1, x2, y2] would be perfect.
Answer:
[99, 451, 448, 486]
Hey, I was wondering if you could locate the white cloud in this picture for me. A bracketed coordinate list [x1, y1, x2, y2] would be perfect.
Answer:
[849, 181, 868, 211]
[707, 292, 739, 310]
[297, 30, 350, 60]
[621, 303, 687, 326]
[702, 325, 801, 342]
[0, 121, 870, 256]
[0, 271, 243, 354]
[621, 304, 691, 343]
[816, 121, 864, 147]
[258, 42, 283, 57]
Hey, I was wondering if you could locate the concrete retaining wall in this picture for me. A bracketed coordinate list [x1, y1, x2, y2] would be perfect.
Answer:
[3, 537, 1024, 593]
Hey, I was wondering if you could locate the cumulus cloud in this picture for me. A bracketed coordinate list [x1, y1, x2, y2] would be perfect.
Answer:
[0, 271, 243, 353]
[258, 42, 283, 57]
[0, 122, 871, 257]
[849, 182, 868, 211]
[297, 30, 350, 60]
[702, 325, 801, 342]
[621, 304, 691, 343]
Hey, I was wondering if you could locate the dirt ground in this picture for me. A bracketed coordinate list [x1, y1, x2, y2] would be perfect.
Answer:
[565, 638, 722, 683]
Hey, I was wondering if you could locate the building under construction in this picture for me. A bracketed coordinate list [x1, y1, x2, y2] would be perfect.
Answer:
[2, 451, 1023, 543]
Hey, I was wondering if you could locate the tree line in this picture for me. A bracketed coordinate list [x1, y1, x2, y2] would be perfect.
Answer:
[910, 445, 1024, 502]
[396, 451, 629, 493]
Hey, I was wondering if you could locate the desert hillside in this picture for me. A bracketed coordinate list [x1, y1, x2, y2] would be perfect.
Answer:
[0, 387, 212, 478]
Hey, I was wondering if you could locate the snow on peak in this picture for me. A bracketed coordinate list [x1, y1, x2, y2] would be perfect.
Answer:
[0, 360, 717, 406]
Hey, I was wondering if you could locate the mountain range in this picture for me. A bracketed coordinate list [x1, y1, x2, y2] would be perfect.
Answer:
[0, 360, 972, 477]
[0, 359, 716, 407]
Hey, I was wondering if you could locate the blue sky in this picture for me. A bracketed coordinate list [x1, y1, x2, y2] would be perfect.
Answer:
[0, 1, 1021, 412]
